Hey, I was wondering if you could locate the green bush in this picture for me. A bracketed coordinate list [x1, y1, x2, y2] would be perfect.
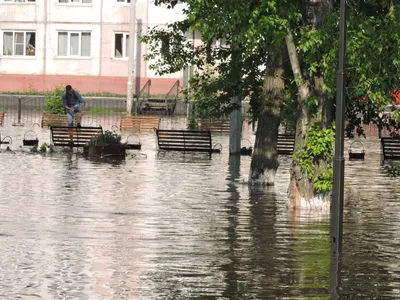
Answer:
[187, 117, 199, 130]
[88, 131, 123, 147]
[42, 86, 65, 114]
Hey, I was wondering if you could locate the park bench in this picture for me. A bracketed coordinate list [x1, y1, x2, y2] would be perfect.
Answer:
[120, 115, 160, 132]
[156, 129, 221, 153]
[138, 98, 176, 115]
[0, 111, 4, 126]
[50, 126, 103, 147]
[381, 136, 400, 163]
[41, 114, 70, 127]
[200, 119, 230, 133]
[277, 134, 295, 155]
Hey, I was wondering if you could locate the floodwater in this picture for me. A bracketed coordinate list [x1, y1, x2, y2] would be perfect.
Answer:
[0, 116, 399, 299]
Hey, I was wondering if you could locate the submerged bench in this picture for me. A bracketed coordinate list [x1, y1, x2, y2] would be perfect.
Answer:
[381, 136, 400, 162]
[0, 111, 4, 126]
[50, 126, 103, 147]
[41, 114, 69, 127]
[277, 134, 295, 155]
[138, 98, 176, 115]
[120, 116, 160, 132]
[200, 119, 230, 133]
[156, 129, 221, 153]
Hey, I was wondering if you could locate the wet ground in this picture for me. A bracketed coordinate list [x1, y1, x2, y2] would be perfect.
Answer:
[0, 116, 399, 299]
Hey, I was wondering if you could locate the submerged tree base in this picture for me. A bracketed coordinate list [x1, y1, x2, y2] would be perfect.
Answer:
[287, 178, 331, 209]
[83, 144, 126, 159]
[249, 168, 277, 186]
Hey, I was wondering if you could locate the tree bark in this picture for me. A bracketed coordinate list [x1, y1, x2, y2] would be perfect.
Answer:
[249, 62, 284, 186]
[285, 30, 314, 207]
[286, 26, 333, 208]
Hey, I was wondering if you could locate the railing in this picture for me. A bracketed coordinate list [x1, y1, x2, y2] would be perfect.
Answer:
[137, 79, 151, 99]
[0, 95, 44, 127]
[165, 80, 180, 100]
[0, 95, 126, 130]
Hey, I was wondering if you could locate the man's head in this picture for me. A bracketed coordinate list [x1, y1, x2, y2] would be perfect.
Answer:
[66, 85, 73, 95]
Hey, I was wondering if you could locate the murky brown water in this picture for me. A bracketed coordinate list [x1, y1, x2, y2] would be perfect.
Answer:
[0, 117, 399, 299]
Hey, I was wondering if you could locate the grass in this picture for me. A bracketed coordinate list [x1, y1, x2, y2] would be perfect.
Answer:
[1, 90, 127, 98]
[86, 107, 126, 115]
[83, 92, 126, 98]
[0, 91, 184, 99]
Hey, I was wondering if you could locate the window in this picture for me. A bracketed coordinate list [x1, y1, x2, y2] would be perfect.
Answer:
[1, 0, 36, 2]
[3, 31, 36, 56]
[113, 32, 129, 58]
[58, 0, 92, 3]
[58, 32, 91, 57]
[116, 0, 130, 3]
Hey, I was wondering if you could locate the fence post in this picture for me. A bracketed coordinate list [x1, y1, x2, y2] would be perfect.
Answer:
[12, 97, 24, 126]
[18, 98, 22, 123]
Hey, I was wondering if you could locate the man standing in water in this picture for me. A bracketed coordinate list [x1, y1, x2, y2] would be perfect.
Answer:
[62, 85, 86, 128]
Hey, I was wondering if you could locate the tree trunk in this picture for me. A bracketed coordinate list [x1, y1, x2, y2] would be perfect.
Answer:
[286, 29, 333, 208]
[249, 63, 284, 186]
[229, 96, 242, 155]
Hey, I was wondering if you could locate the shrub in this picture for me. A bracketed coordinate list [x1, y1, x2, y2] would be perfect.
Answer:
[87, 131, 123, 147]
[42, 86, 65, 115]
[187, 117, 199, 130]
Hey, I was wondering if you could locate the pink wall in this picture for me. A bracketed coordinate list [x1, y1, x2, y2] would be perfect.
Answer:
[0, 74, 181, 96]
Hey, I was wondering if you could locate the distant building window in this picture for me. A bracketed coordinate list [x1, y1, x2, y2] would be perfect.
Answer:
[116, 0, 130, 3]
[1, 0, 36, 2]
[58, 32, 91, 57]
[3, 31, 36, 56]
[113, 33, 129, 58]
[58, 0, 92, 3]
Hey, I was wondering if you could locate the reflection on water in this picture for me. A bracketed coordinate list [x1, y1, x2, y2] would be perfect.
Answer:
[0, 117, 399, 299]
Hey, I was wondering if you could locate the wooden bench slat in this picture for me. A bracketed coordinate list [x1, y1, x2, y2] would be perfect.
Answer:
[120, 116, 160, 132]
[50, 126, 103, 147]
[41, 114, 73, 127]
[200, 120, 230, 132]
[156, 129, 215, 153]
[381, 137, 400, 161]
[277, 134, 295, 155]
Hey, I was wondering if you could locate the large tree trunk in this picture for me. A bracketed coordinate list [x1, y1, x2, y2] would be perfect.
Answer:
[285, 30, 315, 207]
[286, 0, 334, 208]
[248, 60, 285, 185]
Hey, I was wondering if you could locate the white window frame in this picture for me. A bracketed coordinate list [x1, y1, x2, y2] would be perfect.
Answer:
[115, 0, 130, 4]
[2, 30, 36, 57]
[57, 31, 91, 58]
[1, 0, 36, 3]
[57, 0, 92, 5]
[112, 32, 130, 59]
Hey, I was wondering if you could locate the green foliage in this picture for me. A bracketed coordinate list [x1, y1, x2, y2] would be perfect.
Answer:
[304, 96, 319, 114]
[43, 86, 65, 115]
[280, 82, 297, 126]
[187, 117, 199, 130]
[88, 131, 122, 147]
[30, 143, 53, 154]
[39, 143, 48, 153]
[2, 85, 40, 95]
[294, 122, 335, 194]
[87, 107, 125, 115]
[384, 164, 400, 177]
[182, 72, 232, 119]
[314, 168, 333, 194]
[83, 92, 126, 97]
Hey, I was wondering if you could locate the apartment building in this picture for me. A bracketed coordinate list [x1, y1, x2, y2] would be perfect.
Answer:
[0, 0, 190, 95]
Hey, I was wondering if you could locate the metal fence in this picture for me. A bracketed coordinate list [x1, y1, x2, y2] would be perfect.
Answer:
[0, 95, 128, 129]
[0, 95, 44, 127]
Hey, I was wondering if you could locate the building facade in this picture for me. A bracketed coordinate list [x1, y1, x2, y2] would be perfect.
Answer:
[0, 0, 189, 95]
